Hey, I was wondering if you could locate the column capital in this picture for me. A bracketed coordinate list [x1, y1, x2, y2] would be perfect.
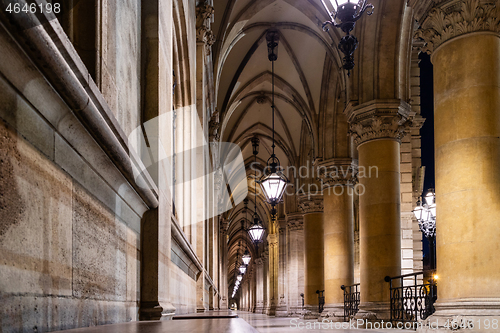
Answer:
[267, 234, 278, 246]
[317, 158, 358, 187]
[298, 195, 324, 214]
[345, 100, 414, 146]
[286, 213, 304, 231]
[196, 1, 215, 53]
[415, 0, 500, 55]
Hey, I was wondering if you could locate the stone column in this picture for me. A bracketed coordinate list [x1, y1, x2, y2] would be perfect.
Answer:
[416, 1, 500, 329]
[254, 257, 264, 313]
[345, 100, 414, 321]
[220, 219, 228, 309]
[299, 195, 324, 319]
[318, 159, 357, 321]
[275, 219, 288, 317]
[266, 234, 278, 315]
[286, 214, 304, 316]
[262, 250, 269, 314]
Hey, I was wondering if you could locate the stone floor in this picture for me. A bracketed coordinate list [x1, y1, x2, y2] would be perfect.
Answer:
[237, 312, 407, 332]
[54, 311, 409, 333]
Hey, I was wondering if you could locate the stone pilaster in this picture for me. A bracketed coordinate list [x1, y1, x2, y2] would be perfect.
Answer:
[317, 159, 357, 321]
[298, 195, 324, 319]
[266, 234, 278, 316]
[415, 1, 500, 331]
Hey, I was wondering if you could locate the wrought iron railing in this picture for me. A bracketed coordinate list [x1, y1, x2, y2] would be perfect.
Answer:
[341, 283, 360, 321]
[385, 271, 437, 325]
[316, 290, 325, 313]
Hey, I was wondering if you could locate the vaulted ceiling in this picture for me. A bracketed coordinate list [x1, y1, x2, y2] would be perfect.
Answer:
[212, 0, 346, 292]
[214, 0, 412, 294]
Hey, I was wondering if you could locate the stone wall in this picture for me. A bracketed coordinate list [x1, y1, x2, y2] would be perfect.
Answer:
[0, 7, 147, 329]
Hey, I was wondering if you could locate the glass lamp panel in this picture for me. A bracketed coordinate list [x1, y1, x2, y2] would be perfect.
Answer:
[242, 256, 251, 265]
[422, 208, 432, 223]
[425, 192, 435, 206]
[324, 0, 350, 11]
[260, 173, 287, 204]
[249, 225, 265, 242]
[413, 206, 424, 221]
[429, 204, 436, 219]
[237, 275, 243, 281]
[239, 265, 247, 274]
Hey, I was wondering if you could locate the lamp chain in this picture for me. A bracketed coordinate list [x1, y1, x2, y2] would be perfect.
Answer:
[272, 59, 275, 155]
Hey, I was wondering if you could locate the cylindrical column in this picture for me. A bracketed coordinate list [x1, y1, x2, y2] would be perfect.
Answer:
[358, 139, 401, 307]
[433, 33, 500, 302]
[319, 160, 356, 320]
[266, 234, 278, 315]
[286, 214, 304, 315]
[299, 195, 324, 317]
[276, 219, 288, 317]
[346, 100, 410, 320]
[255, 258, 264, 313]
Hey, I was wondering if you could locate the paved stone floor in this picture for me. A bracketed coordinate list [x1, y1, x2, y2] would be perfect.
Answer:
[237, 312, 408, 333]
[54, 311, 409, 333]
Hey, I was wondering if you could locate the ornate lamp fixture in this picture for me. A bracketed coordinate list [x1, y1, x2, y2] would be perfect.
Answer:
[259, 29, 289, 207]
[239, 264, 247, 274]
[248, 137, 266, 243]
[242, 248, 251, 265]
[320, 0, 374, 74]
[237, 274, 243, 282]
[413, 188, 436, 239]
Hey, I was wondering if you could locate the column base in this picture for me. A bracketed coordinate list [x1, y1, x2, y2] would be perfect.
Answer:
[287, 306, 304, 316]
[159, 302, 176, 320]
[266, 303, 277, 316]
[139, 301, 164, 321]
[320, 304, 346, 322]
[300, 305, 322, 319]
[417, 298, 500, 333]
[355, 302, 391, 326]
[254, 304, 264, 313]
[275, 305, 289, 317]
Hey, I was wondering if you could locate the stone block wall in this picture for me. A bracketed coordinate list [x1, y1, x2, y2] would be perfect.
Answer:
[0, 7, 144, 332]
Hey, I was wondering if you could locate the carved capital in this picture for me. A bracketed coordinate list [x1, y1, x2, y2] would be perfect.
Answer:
[286, 213, 304, 231]
[209, 109, 220, 142]
[317, 158, 358, 187]
[196, 2, 215, 53]
[345, 100, 414, 146]
[415, 0, 500, 54]
[298, 195, 324, 214]
[268, 233, 278, 245]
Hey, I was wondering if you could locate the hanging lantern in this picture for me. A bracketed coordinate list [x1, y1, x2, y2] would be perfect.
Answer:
[259, 155, 288, 206]
[248, 212, 265, 242]
[242, 249, 251, 265]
